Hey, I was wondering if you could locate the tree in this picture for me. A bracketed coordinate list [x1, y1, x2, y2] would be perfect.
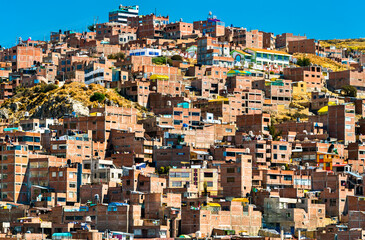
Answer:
[297, 57, 311, 67]
[203, 181, 208, 196]
[90, 92, 106, 102]
[157, 166, 171, 175]
[152, 56, 171, 65]
[268, 123, 282, 141]
[167, 58, 173, 66]
[88, 25, 96, 32]
[341, 85, 357, 97]
[108, 52, 125, 61]
[171, 55, 183, 61]
[152, 56, 166, 65]
[42, 84, 59, 93]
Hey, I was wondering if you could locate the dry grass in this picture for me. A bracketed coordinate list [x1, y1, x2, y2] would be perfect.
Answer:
[1, 82, 148, 120]
[293, 53, 351, 72]
[320, 38, 365, 52]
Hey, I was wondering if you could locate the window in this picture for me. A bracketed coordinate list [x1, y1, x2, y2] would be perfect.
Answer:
[284, 175, 292, 181]
[68, 192, 74, 199]
[204, 172, 213, 178]
[279, 145, 287, 151]
[207, 182, 213, 187]
[69, 172, 74, 179]
[52, 172, 56, 177]
[256, 144, 264, 149]
[59, 172, 63, 177]
[330, 199, 336, 206]
[227, 177, 235, 183]
[227, 168, 235, 173]
[172, 181, 182, 187]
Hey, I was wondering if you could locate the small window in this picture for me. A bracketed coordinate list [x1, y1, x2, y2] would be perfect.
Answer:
[227, 177, 235, 183]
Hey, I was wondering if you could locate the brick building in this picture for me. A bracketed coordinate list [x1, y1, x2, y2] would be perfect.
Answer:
[284, 66, 324, 91]
[221, 155, 252, 197]
[128, 14, 169, 39]
[275, 33, 307, 49]
[0, 45, 43, 71]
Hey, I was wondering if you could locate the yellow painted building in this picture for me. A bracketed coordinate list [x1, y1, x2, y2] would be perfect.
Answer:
[292, 81, 307, 97]
[316, 152, 343, 171]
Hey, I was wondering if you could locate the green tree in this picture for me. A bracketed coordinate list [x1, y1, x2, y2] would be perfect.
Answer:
[171, 55, 183, 61]
[152, 56, 167, 65]
[42, 84, 59, 93]
[90, 92, 106, 102]
[341, 85, 357, 97]
[268, 124, 282, 141]
[88, 25, 96, 32]
[203, 181, 208, 196]
[297, 57, 311, 67]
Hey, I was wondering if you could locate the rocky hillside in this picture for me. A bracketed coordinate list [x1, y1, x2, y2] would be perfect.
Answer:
[320, 38, 365, 52]
[0, 82, 147, 121]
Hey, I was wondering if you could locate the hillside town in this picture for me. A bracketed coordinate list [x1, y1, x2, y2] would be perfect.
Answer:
[1, 4, 365, 240]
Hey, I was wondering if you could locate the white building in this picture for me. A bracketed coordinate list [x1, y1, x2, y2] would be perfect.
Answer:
[129, 48, 161, 57]
[109, 5, 139, 26]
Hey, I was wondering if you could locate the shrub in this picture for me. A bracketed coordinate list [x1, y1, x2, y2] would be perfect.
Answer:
[171, 55, 183, 61]
[297, 57, 311, 67]
[90, 92, 106, 102]
[167, 58, 173, 66]
[341, 85, 357, 97]
[42, 84, 59, 93]
[268, 124, 282, 141]
[108, 52, 125, 61]
[152, 56, 167, 65]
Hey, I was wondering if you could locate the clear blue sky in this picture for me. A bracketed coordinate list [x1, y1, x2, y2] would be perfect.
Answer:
[1, 0, 364, 48]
